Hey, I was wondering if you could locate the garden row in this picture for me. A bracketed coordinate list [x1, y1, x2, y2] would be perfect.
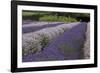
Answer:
[22, 22, 87, 62]
[22, 22, 80, 57]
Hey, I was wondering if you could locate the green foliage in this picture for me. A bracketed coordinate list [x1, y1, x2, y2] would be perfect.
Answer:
[22, 12, 35, 16]
[39, 34, 49, 49]
[22, 12, 40, 21]
[39, 15, 58, 22]
[22, 10, 90, 22]
[58, 43, 77, 55]
[39, 15, 77, 22]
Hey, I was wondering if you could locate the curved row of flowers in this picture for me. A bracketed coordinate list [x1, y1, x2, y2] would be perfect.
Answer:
[22, 22, 80, 57]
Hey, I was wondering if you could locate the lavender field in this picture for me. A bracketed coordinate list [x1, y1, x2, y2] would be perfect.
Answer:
[22, 21, 90, 62]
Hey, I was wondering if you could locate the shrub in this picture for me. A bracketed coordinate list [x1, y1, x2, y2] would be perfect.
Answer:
[22, 39, 42, 56]
[38, 34, 50, 49]
[39, 15, 77, 22]
[22, 33, 50, 57]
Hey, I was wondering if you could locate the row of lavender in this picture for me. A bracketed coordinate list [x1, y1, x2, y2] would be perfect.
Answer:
[23, 22, 87, 62]
[82, 23, 90, 59]
[22, 22, 80, 57]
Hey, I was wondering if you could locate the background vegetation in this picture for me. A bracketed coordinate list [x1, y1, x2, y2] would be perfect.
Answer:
[22, 10, 90, 22]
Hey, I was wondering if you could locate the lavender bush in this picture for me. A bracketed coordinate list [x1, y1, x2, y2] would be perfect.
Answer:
[22, 39, 42, 56]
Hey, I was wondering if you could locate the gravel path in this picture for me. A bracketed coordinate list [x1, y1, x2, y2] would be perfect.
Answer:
[22, 22, 87, 62]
